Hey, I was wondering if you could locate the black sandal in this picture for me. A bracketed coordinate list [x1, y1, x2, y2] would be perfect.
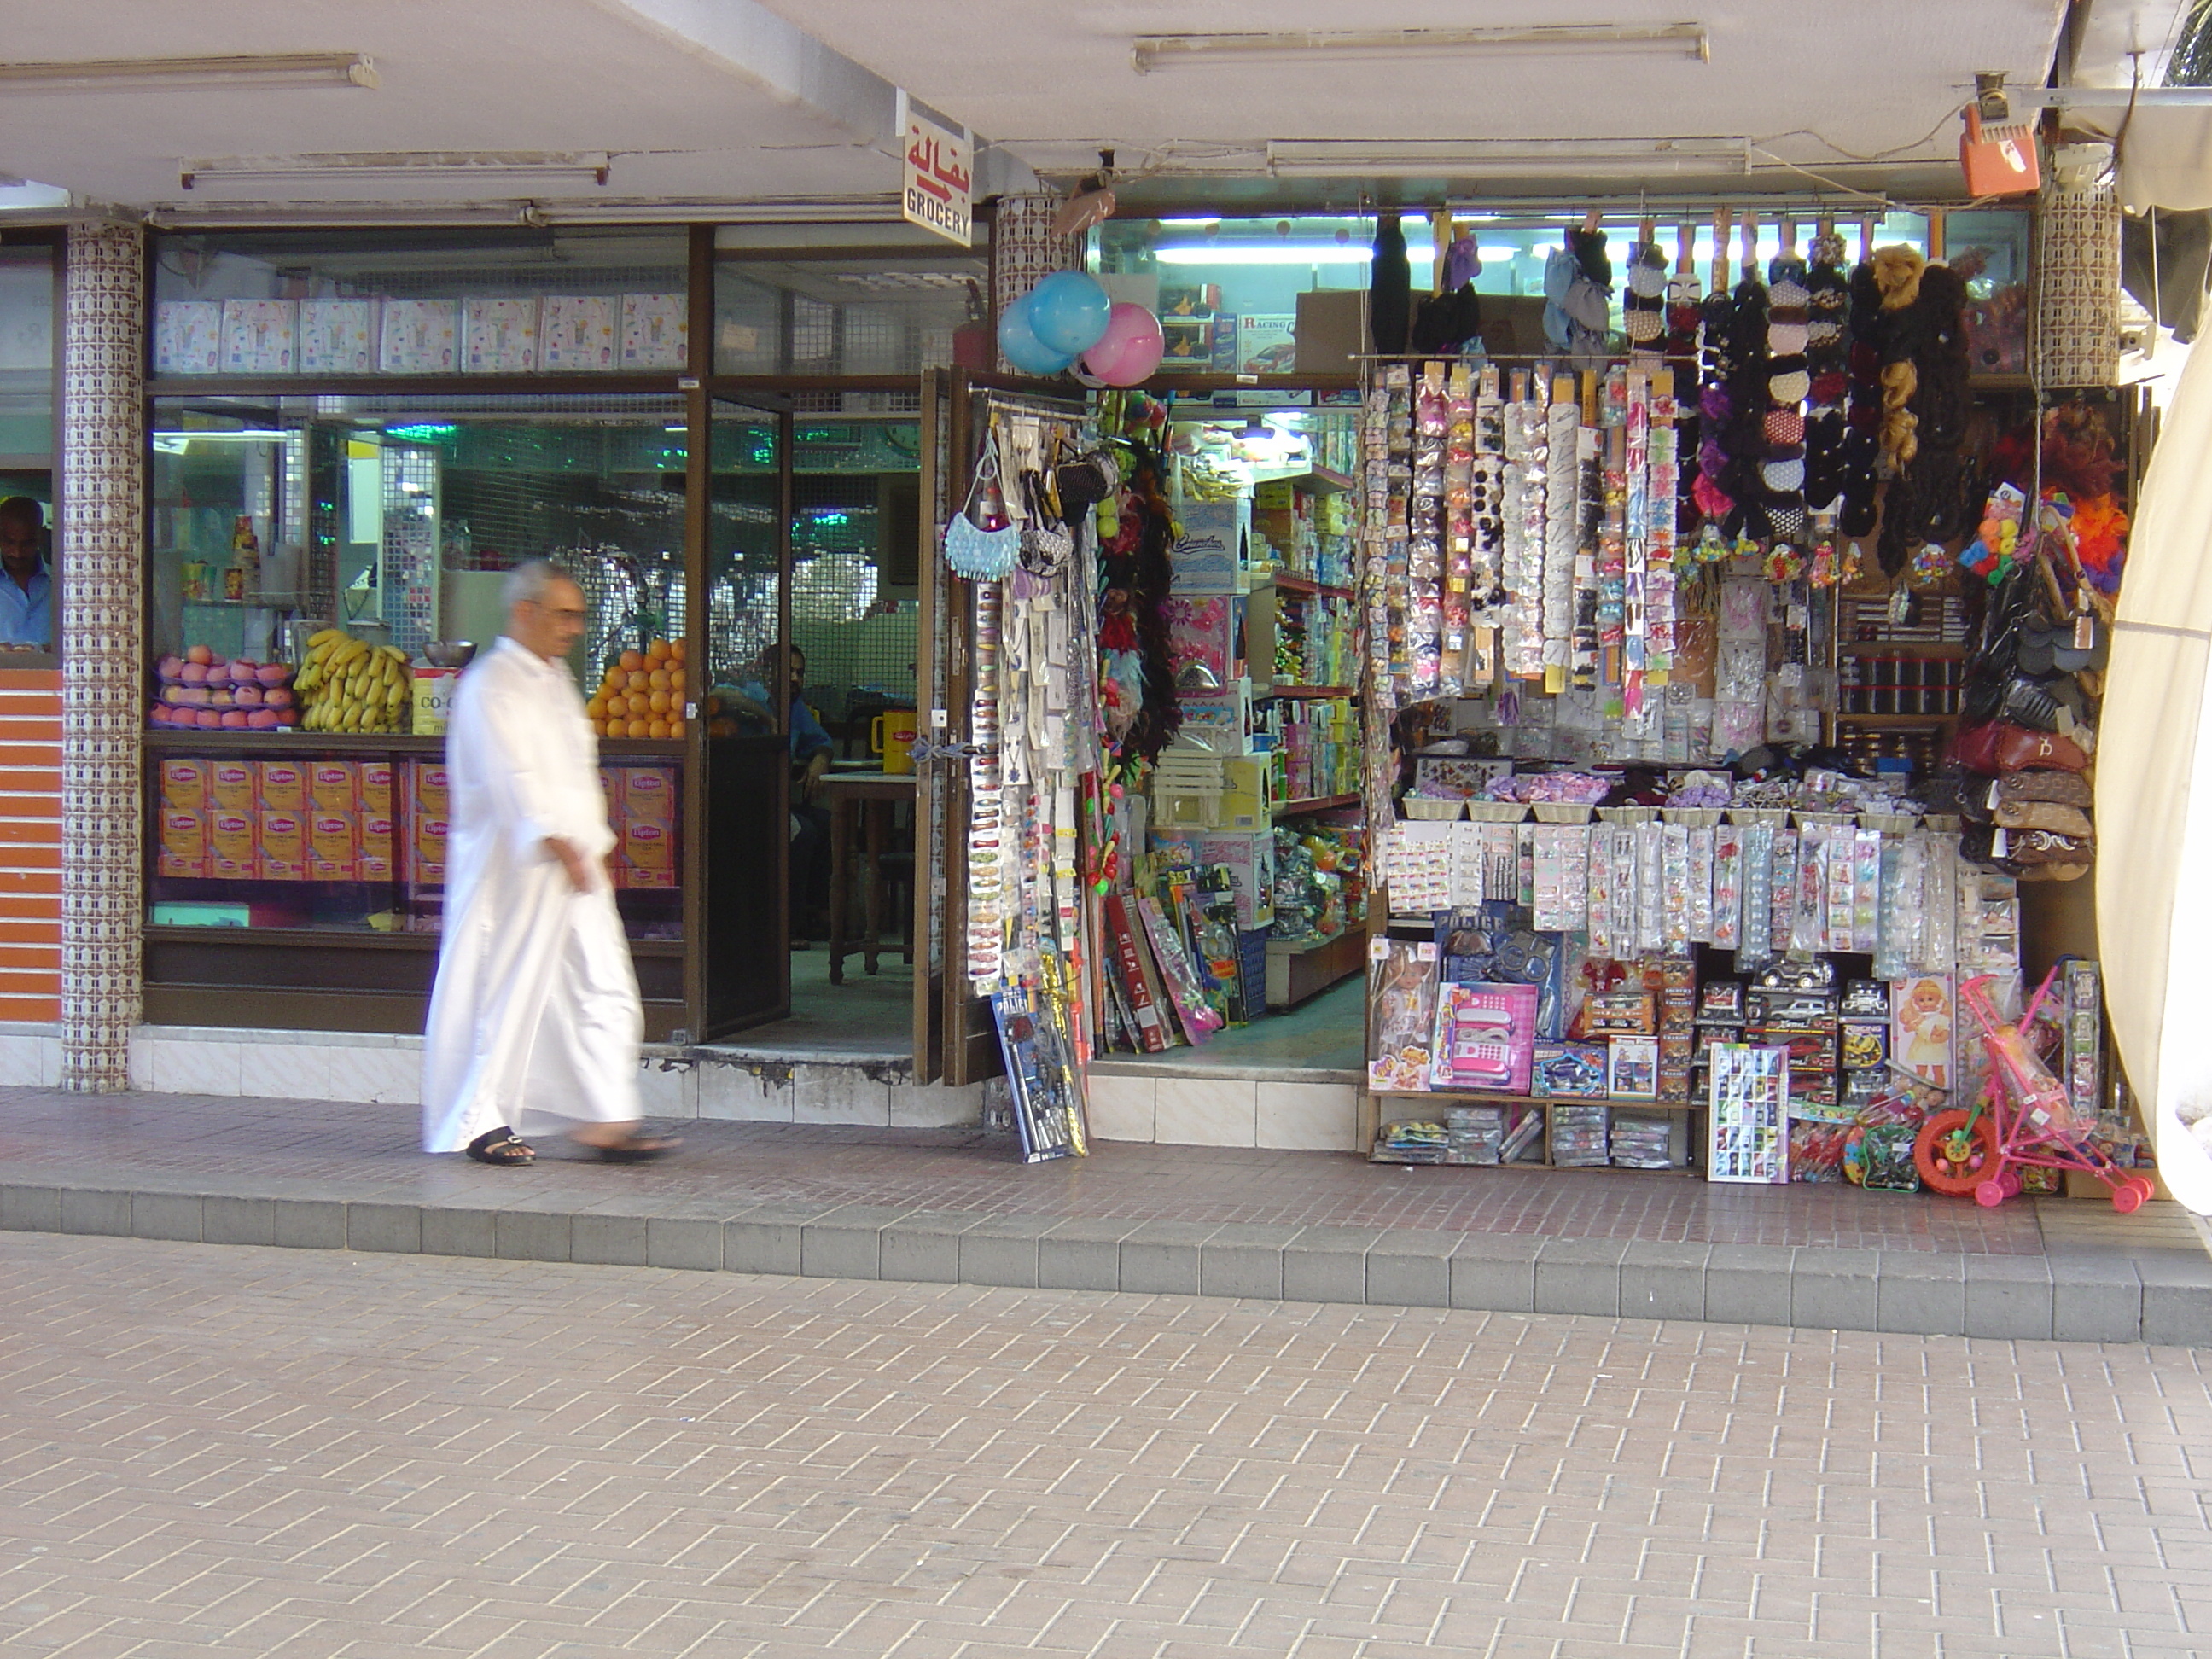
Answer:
[589, 1132, 679, 1163]
[466, 1127, 536, 1166]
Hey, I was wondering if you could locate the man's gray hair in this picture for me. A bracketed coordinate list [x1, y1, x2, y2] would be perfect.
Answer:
[502, 558, 574, 612]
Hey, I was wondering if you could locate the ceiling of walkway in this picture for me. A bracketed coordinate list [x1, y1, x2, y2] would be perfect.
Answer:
[0, 1, 2174, 218]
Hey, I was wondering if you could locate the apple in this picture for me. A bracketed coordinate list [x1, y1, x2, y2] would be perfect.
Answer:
[264, 686, 294, 708]
[194, 709, 224, 730]
[256, 663, 289, 686]
[206, 662, 232, 686]
[247, 709, 281, 729]
[233, 684, 263, 707]
[155, 654, 183, 681]
[186, 644, 213, 667]
[220, 710, 250, 730]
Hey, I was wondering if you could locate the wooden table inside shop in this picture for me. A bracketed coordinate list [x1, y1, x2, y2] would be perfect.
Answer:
[820, 769, 916, 986]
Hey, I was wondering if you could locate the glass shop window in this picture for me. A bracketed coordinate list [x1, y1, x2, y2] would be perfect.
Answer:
[712, 223, 990, 379]
[0, 240, 55, 654]
[149, 227, 690, 377]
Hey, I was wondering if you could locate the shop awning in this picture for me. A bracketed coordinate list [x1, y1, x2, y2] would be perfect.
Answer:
[2071, 102, 2212, 210]
[2097, 332, 2212, 1214]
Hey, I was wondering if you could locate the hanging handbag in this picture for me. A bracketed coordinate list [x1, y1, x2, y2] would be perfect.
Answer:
[1949, 720, 2004, 777]
[1051, 445, 1121, 517]
[1994, 799, 2094, 838]
[941, 435, 1020, 580]
[1994, 724, 2089, 774]
[1998, 769, 2092, 809]
[1017, 469, 1074, 579]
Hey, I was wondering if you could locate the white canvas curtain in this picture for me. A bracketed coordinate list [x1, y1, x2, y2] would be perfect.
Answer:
[2097, 335, 2212, 1214]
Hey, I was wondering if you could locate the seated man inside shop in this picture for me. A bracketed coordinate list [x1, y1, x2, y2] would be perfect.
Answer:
[732, 644, 835, 942]
[0, 497, 52, 649]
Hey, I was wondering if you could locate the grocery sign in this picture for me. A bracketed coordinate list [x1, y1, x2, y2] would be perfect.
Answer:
[900, 98, 972, 247]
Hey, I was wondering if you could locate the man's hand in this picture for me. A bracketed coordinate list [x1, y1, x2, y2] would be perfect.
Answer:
[544, 835, 593, 894]
[801, 750, 830, 805]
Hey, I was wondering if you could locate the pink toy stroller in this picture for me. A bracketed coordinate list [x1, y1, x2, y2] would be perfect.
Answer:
[1912, 969, 2156, 1212]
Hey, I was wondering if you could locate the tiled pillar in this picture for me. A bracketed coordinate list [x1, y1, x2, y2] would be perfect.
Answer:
[59, 221, 145, 1092]
[992, 194, 1077, 371]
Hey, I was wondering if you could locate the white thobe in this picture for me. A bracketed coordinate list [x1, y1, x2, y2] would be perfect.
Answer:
[421, 636, 642, 1151]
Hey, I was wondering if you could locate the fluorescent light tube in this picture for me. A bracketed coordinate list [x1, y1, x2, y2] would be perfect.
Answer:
[1154, 243, 1378, 265]
[1265, 137, 1749, 178]
[1133, 24, 1708, 74]
[0, 53, 376, 92]
[179, 152, 613, 190]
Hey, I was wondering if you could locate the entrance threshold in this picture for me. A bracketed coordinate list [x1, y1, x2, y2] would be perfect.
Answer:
[1090, 975, 1364, 1086]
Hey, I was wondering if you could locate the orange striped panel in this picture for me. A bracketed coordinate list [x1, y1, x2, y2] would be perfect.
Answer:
[0, 995, 58, 1022]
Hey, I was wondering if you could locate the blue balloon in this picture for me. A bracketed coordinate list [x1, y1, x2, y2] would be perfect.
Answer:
[1027, 270, 1112, 356]
[998, 293, 1074, 375]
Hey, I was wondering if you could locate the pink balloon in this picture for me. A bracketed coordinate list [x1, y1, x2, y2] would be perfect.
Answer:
[1081, 302, 1164, 387]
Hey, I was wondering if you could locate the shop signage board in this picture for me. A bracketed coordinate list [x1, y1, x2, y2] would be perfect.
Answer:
[899, 95, 971, 247]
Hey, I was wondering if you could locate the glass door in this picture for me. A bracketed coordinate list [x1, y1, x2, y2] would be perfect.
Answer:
[694, 395, 793, 1037]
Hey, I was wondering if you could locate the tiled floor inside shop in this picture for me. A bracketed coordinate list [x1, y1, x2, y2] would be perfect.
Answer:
[1094, 976, 1366, 1080]
[708, 943, 913, 1062]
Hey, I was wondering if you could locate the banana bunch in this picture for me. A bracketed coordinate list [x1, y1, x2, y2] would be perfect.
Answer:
[294, 630, 412, 733]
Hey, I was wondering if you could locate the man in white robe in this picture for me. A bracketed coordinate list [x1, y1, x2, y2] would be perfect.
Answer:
[421, 561, 677, 1163]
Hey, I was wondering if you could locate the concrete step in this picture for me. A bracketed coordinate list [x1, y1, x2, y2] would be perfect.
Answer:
[3, 1172, 2206, 1345]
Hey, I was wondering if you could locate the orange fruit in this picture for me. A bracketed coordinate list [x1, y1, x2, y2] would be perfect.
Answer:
[626, 671, 649, 693]
[648, 669, 670, 693]
[648, 719, 670, 739]
[645, 639, 670, 663]
[619, 649, 643, 672]
[649, 690, 671, 714]
[585, 696, 608, 719]
[667, 639, 685, 661]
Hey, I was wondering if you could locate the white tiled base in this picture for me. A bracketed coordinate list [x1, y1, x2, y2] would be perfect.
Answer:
[1092, 1074, 1360, 1152]
[75, 1025, 985, 1128]
[0, 1023, 61, 1087]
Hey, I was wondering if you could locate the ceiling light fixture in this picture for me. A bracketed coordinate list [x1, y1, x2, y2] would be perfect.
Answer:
[1132, 23, 1708, 75]
[178, 152, 613, 190]
[1263, 137, 1749, 178]
[0, 52, 376, 92]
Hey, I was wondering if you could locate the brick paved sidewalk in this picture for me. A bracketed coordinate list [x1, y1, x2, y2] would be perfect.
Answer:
[5, 1232, 2212, 1658]
[2, 1086, 2208, 1343]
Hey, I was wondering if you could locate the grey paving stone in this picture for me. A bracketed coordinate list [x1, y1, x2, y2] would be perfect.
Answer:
[1964, 1254, 2055, 1341]
[570, 1212, 649, 1267]
[1199, 1225, 1301, 1301]
[2050, 1250, 2144, 1343]
[201, 1195, 276, 1248]
[1877, 1252, 1967, 1336]
[958, 1214, 1052, 1288]
[1618, 1242, 1711, 1323]
[346, 1202, 422, 1254]
[724, 1206, 824, 1276]
[2135, 1251, 2212, 1348]
[271, 1197, 346, 1250]
[1534, 1236, 1630, 1318]
[1447, 1233, 1545, 1313]
[420, 1206, 498, 1259]
[800, 1205, 914, 1280]
[1284, 1226, 1387, 1306]
[1365, 1230, 1460, 1309]
[882, 1210, 985, 1284]
[0, 1185, 61, 1232]
[131, 1191, 203, 1243]
[58, 1188, 130, 1237]
[1790, 1248, 1882, 1331]
[1038, 1217, 1141, 1293]
[493, 1208, 573, 1263]
[1703, 1244, 1796, 1328]
[1120, 1221, 1215, 1296]
[647, 1215, 724, 1272]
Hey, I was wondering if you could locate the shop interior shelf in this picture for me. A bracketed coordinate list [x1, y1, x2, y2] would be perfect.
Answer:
[1275, 793, 1359, 817]
[1370, 1089, 1699, 1109]
[1365, 1147, 1702, 1173]
[1299, 465, 1356, 492]
[1268, 573, 1355, 600]
[143, 924, 684, 955]
[1831, 713, 1954, 726]
[1837, 641, 1968, 656]
[144, 729, 685, 757]
[1267, 684, 1354, 700]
